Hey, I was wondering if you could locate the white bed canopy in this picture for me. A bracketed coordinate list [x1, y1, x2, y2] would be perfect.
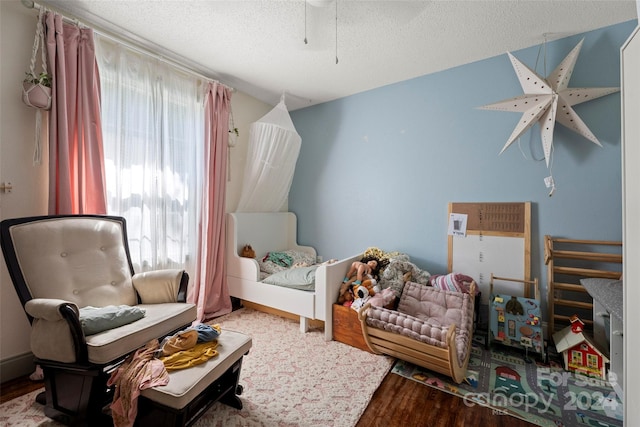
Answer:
[236, 95, 301, 212]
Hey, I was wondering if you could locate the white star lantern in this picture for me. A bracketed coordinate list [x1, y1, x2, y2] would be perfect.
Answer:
[478, 39, 619, 167]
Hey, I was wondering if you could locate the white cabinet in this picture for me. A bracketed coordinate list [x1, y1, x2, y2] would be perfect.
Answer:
[582, 278, 623, 389]
[621, 22, 640, 425]
[609, 313, 624, 388]
[593, 298, 623, 388]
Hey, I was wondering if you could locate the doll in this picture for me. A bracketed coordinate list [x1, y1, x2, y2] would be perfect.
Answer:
[337, 256, 381, 304]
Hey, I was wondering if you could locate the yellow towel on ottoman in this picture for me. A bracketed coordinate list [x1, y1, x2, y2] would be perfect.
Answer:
[159, 341, 220, 371]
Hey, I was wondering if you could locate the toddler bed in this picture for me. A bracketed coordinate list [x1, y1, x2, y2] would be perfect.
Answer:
[358, 280, 476, 384]
[226, 212, 361, 340]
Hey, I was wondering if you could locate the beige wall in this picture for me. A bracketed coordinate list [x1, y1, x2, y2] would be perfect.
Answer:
[0, 0, 271, 382]
[227, 91, 272, 212]
[0, 0, 49, 382]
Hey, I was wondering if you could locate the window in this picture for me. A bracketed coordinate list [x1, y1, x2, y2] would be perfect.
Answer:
[571, 350, 583, 365]
[587, 353, 599, 369]
[96, 36, 204, 276]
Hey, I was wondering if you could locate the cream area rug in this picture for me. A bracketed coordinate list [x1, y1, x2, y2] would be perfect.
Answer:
[0, 308, 394, 427]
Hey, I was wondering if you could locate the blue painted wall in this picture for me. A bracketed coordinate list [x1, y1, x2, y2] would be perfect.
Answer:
[289, 21, 635, 309]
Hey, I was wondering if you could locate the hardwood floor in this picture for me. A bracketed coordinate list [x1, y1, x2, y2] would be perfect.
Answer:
[358, 372, 536, 427]
[0, 374, 43, 404]
[1, 371, 536, 427]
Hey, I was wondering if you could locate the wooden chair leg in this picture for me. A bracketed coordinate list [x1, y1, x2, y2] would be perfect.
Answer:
[40, 364, 112, 426]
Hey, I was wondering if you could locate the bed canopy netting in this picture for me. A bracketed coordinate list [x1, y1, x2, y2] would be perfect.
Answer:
[236, 95, 302, 212]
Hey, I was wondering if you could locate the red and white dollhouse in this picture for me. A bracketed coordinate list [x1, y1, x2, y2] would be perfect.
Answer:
[553, 315, 609, 380]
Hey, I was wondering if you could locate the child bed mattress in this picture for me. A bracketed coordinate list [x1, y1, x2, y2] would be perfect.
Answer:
[261, 265, 318, 291]
[257, 249, 320, 291]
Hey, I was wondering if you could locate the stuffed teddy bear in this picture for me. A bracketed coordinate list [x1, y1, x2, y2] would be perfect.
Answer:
[337, 281, 353, 304]
[240, 244, 256, 258]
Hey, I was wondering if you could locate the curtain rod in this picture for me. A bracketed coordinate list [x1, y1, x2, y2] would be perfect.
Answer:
[21, 0, 235, 92]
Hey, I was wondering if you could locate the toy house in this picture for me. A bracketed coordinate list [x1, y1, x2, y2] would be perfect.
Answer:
[553, 315, 609, 380]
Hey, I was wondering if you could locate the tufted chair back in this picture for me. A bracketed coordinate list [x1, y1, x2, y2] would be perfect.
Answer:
[6, 216, 139, 310]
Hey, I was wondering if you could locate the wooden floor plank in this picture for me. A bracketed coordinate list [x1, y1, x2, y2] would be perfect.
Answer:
[0, 375, 43, 404]
[356, 372, 537, 427]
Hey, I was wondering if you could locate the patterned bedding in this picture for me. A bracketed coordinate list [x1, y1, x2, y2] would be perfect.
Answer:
[365, 281, 474, 365]
[258, 249, 319, 290]
[258, 249, 317, 276]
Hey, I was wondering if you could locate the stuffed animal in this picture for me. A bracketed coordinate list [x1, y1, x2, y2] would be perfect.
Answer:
[367, 287, 397, 308]
[338, 277, 380, 304]
[378, 259, 430, 296]
[338, 280, 357, 304]
[338, 257, 382, 304]
[240, 244, 256, 258]
[337, 281, 354, 304]
[352, 279, 380, 299]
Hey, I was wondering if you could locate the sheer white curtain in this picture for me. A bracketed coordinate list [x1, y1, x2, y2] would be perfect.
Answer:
[96, 36, 204, 275]
[236, 97, 301, 212]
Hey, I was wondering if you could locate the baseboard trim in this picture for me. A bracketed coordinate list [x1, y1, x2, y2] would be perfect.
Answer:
[1, 352, 36, 383]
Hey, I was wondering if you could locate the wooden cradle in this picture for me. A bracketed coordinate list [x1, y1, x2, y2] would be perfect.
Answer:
[226, 212, 361, 340]
[358, 281, 476, 384]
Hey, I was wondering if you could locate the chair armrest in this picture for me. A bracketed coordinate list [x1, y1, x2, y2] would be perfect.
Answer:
[132, 269, 188, 304]
[24, 298, 87, 363]
[25, 298, 79, 320]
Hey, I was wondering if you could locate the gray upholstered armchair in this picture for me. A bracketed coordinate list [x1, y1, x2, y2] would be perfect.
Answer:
[1, 214, 197, 425]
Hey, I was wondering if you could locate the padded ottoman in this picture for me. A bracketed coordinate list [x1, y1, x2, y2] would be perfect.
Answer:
[136, 329, 252, 427]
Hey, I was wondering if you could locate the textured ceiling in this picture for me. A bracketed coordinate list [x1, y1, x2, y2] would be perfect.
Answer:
[41, 0, 638, 111]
